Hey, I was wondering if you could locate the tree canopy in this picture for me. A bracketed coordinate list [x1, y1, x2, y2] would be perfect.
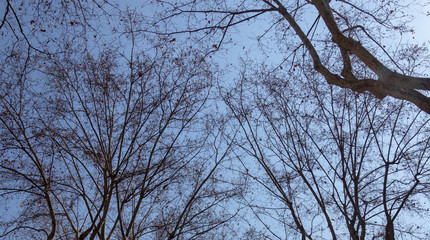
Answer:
[1, 0, 430, 239]
[148, 0, 430, 113]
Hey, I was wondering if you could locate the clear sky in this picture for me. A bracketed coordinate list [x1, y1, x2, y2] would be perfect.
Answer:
[411, 9, 430, 44]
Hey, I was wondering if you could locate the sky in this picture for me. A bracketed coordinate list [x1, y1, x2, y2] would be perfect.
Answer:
[1, 1, 430, 239]
[411, 9, 430, 44]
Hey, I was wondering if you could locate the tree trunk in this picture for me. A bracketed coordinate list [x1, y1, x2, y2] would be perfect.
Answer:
[385, 221, 395, 240]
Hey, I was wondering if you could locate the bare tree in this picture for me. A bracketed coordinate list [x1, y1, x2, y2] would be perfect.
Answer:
[147, 0, 430, 113]
[0, 38, 239, 239]
[224, 66, 430, 239]
[2, 1, 430, 240]
[0, 1, 245, 239]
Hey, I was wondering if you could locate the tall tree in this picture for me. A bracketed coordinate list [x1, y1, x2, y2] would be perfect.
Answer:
[224, 65, 430, 239]
[148, 0, 430, 113]
[2, 1, 430, 239]
[0, 31, 239, 240]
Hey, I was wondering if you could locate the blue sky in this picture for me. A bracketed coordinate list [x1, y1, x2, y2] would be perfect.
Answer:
[411, 9, 430, 44]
